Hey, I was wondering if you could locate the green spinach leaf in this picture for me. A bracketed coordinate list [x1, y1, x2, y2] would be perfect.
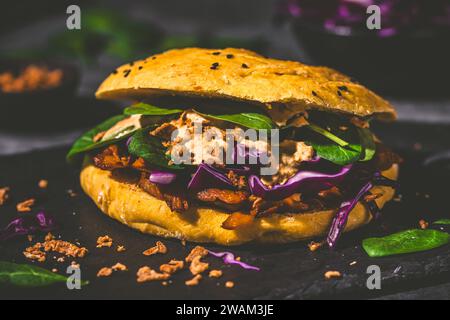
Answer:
[362, 229, 450, 258]
[66, 115, 129, 164]
[200, 112, 276, 130]
[124, 103, 183, 116]
[358, 128, 376, 162]
[0, 261, 88, 287]
[128, 129, 183, 170]
[433, 219, 450, 225]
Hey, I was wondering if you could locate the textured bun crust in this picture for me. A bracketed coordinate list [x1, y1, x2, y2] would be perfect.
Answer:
[96, 48, 396, 123]
[80, 159, 398, 246]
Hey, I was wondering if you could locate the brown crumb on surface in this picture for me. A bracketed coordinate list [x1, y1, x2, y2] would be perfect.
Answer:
[16, 198, 35, 212]
[185, 274, 202, 286]
[97, 267, 113, 277]
[143, 241, 167, 256]
[189, 255, 209, 275]
[38, 179, 48, 189]
[67, 189, 77, 197]
[308, 241, 324, 252]
[209, 270, 223, 278]
[136, 266, 170, 283]
[324, 271, 342, 279]
[349, 261, 357, 266]
[0, 187, 10, 205]
[419, 219, 429, 230]
[111, 263, 128, 271]
[52, 268, 58, 273]
[185, 246, 208, 262]
[57, 257, 65, 263]
[24, 234, 88, 262]
[160, 259, 184, 274]
[96, 235, 113, 248]
[117, 245, 126, 252]
[225, 281, 235, 288]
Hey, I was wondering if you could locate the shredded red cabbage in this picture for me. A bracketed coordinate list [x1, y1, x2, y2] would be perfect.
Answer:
[327, 181, 373, 248]
[0, 212, 56, 241]
[187, 163, 234, 192]
[208, 250, 261, 271]
[280, 0, 450, 37]
[149, 171, 177, 185]
[248, 164, 352, 201]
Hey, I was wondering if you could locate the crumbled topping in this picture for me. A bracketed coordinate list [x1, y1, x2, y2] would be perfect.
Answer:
[0, 187, 10, 205]
[117, 245, 126, 252]
[136, 266, 170, 283]
[324, 271, 342, 279]
[209, 270, 223, 278]
[143, 241, 167, 256]
[24, 233, 88, 262]
[225, 281, 235, 288]
[97, 267, 113, 277]
[96, 235, 113, 248]
[419, 219, 429, 230]
[38, 179, 48, 189]
[185, 274, 202, 286]
[16, 198, 35, 212]
[189, 255, 209, 275]
[308, 241, 324, 252]
[160, 260, 184, 274]
[111, 263, 128, 271]
[185, 246, 208, 262]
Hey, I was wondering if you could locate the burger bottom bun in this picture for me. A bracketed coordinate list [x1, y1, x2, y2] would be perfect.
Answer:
[80, 159, 398, 246]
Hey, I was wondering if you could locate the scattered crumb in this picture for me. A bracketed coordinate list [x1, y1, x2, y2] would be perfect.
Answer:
[117, 245, 126, 252]
[185, 246, 208, 262]
[349, 261, 357, 266]
[189, 255, 209, 275]
[225, 281, 235, 288]
[308, 241, 324, 252]
[57, 257, 65, 263]
[16, 198, 35, 212]
[143, 241, 167, 256]
[209, 270, 223, 278]
[324, 271, 342, 279]
[97, 267, 113, 277]
[181, 239, 186, 246]
[419, 219, 429, 230]
[0, 187, 10, 205]
[38, 179, 48, 189]
[160, 259, 184, 274]
[24, 234, 88, 262]
[52, 268, 58, 273]
[96, 235, 113, 248]
[162, 281, 169, 286]
[111, 263, 128, 271]
[185, 274, 202, 286]
[27, 235, 34, 242]
[136, 266, 170, 283]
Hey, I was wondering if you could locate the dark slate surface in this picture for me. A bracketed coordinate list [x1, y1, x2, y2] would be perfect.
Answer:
[1, 122, 450, 300]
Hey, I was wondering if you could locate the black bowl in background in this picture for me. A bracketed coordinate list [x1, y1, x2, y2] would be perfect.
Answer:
[291, 22, 450, 98]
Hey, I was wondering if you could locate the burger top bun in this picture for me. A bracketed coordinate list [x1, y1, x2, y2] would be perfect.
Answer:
[96, 48, 396, 125]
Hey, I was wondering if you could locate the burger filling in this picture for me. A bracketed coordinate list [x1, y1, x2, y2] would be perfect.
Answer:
[68, 102, 401, 247]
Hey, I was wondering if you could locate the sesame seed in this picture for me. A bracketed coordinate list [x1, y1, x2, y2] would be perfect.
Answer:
[129, 62, 134, 66]
[123, 69, 131, 77]
[241, 63, 249, 69]
[210, 62, 220, 70]
[112, 70, 118, 75]
[338, 85, 349, 92]
[312, 91, 318, 96]
[152, 56, 157, 60]
[138, 66, 143, 70]
[212, 51, 221, 55]
[226, 54, 234, 59]
[337, 90, 342, 97]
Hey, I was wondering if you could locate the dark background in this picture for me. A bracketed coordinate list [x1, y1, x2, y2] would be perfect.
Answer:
[1, 0, 450, 300]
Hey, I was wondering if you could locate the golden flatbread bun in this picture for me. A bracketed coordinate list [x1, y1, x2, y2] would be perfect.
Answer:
[95, 48, 396, 124]
[80, 158, 398, 246]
